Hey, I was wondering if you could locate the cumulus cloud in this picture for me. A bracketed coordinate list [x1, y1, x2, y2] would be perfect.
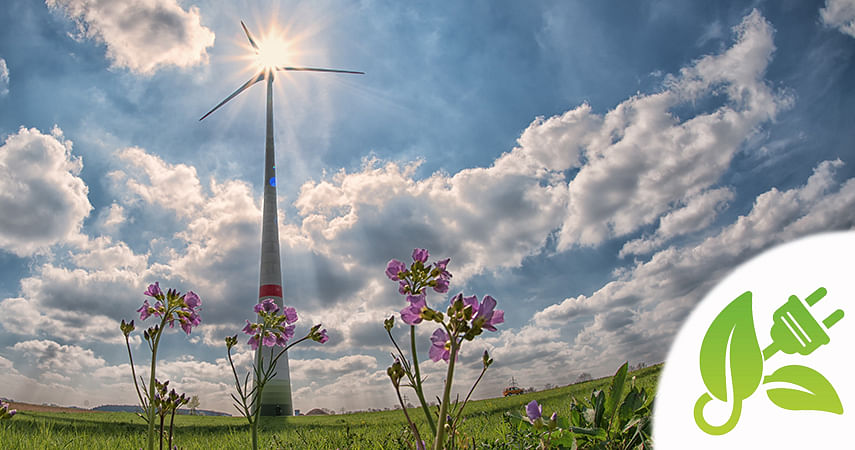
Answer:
[619, 187, 734, 257]
[294, 10, 790, 284]
[296, 155, 568, 281]
[533, 159, 855, 375]
[0, 126, 92, 256]
[821, 0, 855, 38]
[96, 203, 126, 234]
[0, 57, 8, 95]
[12, 339, 106, 374]
[110, 147, 205, 215]
[46, 0, 215, 75]
[549, 10, 787, 248]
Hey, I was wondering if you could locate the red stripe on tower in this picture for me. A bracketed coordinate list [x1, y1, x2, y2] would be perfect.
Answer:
[259, 284, 282, 298]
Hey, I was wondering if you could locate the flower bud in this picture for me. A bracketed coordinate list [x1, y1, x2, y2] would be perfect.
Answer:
[482, 350, 493, 368]
[384, 316, 395, 332]
[387, 360, 405, 386]
[120, 319, 136, 337]
[225, 334, 238, 350]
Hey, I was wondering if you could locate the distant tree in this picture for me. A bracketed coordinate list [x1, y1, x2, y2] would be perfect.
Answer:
[576, 372, 592, 383]
[187, 395, 200, 415]
[630, 362, 647, 371]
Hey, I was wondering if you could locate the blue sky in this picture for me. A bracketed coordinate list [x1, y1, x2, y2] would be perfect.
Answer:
[1, 0, 854, 414]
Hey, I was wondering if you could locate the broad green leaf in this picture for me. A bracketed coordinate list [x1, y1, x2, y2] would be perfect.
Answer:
[567, 426, 607, 439]
[592, 390, 605, 427]
[699, 291, 763, 402]
[570, 407, 584, 427]
[764, 365, 843, 414]
[604, 362, 628, 428]
[551, 430, 575, 446]
[618, 387, 647, 425]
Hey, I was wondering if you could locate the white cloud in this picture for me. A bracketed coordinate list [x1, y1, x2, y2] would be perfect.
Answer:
[821, 0, 855, 38]
[619, 187, 734, 257]
[0, 57, 8, 95]
[0, 126, 92, 256]
[110, 147, 205, 215]
[293, 10, 789, 284]
[551, 10, 789, 248]
[0, 237, 151, 345]
[532, 159, 855, 376]
[46, 0, 215, 75]
[290, 355, 378, 382]
[12, 339, 106, 374]
[97, 203, 126, 234]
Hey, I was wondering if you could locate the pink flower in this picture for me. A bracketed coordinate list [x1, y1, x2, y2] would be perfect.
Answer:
[248, 334, 260, 350]
[401, 295, 427, 325]
[474, 295, 504, 331]
[429, 328, 451, 362]
[254, 298, 279, 314]
[526, 400, 542, 421]
[317, 328, 329, 344]
[137, 300, 152, 320]
[184, 291, 201, 308]
[144, 282, 162, 298]
[282, 306, 298, 324]
[385, 259, 407, 281]
[152, 301, 164, 318]
[433, 277, 449, 293]
[262, 332, 277, 347]
[435, 258, 452, 280]
[242, 320, 254, 335]
[412, 248, 429, 263]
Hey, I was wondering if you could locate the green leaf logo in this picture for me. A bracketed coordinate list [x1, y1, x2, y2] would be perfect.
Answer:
[764, 365, 843, 414]
[694, 291, 764, 435]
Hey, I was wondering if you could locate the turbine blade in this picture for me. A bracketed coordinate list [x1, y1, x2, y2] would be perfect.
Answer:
[275, 66, 364, 75]
[240, 20, 259, 50]
[199, 72, 265, 121]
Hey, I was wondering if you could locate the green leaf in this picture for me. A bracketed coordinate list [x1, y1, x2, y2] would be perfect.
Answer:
[764, 365, 843, 414]
[551, 430, 576, 446]
[592, 389, 605, 427]
[618, 387, 646, 426]
[699, 291, 763, 402]
[604, 362, 628, 428]
[569, 407, 584, 427]
[567, 426, 607, 440]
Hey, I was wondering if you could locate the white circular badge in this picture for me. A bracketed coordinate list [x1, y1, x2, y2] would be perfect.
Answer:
[654, 232, 855, 448]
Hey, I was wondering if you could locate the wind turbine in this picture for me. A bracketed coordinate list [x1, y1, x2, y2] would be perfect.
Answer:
[200, 21, 362, 417]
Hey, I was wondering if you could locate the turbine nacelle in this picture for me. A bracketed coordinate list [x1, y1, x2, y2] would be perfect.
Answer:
[199, 21, 363, 121]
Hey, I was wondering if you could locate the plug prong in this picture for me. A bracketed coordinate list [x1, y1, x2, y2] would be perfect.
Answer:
[823, 309, 844, 328]
[805, 287, 827, 306]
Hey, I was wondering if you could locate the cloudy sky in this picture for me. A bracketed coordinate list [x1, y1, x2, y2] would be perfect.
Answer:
[1, 0, 854, 414]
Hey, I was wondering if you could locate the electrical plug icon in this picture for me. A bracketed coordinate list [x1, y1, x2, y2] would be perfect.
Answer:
[762, 287, 845, 360]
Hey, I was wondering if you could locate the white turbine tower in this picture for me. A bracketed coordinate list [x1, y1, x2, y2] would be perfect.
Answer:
[200, 21, 362, 416]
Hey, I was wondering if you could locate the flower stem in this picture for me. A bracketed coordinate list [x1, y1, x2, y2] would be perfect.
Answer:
[411, 325, 437, 436]
[432, 339, 458, 450]
[394, 383, 423, 448]
[124, 335, 147, 415]
[452, 364, 488, 428]
[251, 339, 265, 450]
[147, 327, 163, 450]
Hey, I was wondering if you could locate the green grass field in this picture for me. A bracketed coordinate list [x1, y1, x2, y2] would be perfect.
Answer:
[0, 364, 660, 449]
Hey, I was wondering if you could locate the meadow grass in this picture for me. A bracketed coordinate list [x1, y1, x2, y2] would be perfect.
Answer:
[0, 364, 660, 449]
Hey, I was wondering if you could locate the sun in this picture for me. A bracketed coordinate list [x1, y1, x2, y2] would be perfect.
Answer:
[254, 35, 292, 71]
